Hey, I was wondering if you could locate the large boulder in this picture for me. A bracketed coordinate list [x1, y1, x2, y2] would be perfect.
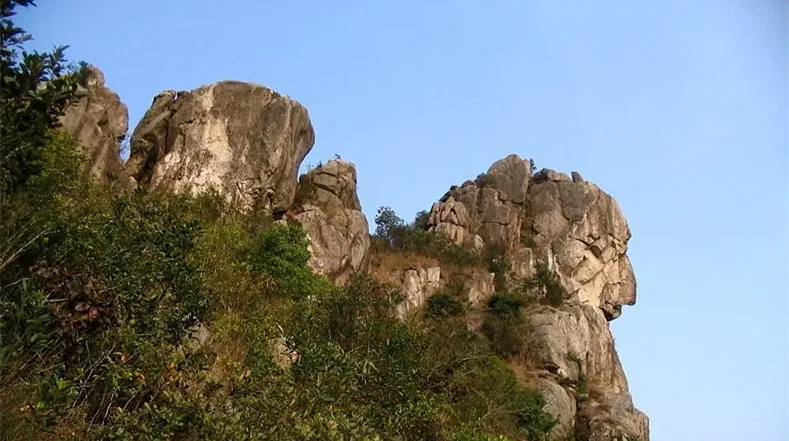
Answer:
[522, 304, 649, 440]
[428, 156, 636, 321]
[291, 160, 370, 284]
[125, 81, 314, 211]
[525, 169, 636, 320]
[58, 65, 129, 185]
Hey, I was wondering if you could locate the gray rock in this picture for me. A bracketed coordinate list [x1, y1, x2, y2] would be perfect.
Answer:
[125, 81, 314, 211]
[58, 65, 130, 186]
[292, 160, 370, 284]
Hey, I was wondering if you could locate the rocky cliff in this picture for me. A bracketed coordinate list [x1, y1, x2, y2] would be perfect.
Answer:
[125, 81, 314, 212]
[424, 156, 648, 439]
[58, 65, 130, 186]
[64, 67, 648, 440]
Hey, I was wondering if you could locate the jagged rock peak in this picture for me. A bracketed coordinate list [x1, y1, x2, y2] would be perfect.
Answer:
[125, 80, 315, 212]
[58, 65, 129, 185]
[290, 159, 370, 285]
[427, 154, 636, 321]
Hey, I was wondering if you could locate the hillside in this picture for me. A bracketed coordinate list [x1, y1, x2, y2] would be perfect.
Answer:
[0, 6, 648, 439]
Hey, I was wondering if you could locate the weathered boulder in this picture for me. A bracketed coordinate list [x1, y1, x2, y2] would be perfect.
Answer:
[526, 170, 636, 320]
[291, 160, 370, 284]
[395, 266, 441, 318]
[464, 269, 496, 308]
[428, 154, 533, 250]
[521, 304, 648, 439]
[125, 81, 314, 211]
[427, 155, 636, 321]
[58, 65, 129, 184]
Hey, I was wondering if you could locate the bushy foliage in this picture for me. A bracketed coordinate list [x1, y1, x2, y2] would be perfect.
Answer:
[514, 261, 566, 307]
[373, 206, 480, 266]
[0, 0, 88, 195]
[426, 291, 465, 318]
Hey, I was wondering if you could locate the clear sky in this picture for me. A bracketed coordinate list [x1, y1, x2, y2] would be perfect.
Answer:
[17, 1, 788, 440]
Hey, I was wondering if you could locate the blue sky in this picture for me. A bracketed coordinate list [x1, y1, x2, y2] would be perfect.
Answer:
[18, 1, 788, 439]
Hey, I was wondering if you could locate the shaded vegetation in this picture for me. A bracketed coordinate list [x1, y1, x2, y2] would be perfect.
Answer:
[372, 206, 481, 267]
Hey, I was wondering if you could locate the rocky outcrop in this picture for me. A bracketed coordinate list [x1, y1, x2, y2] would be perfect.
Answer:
[125, 81, 314, 211]
[521, 304, 648, 439]
[428, 157, 636, 321]
[428, 154, 533, 250]
[524, 169, 636, 320]
[58, 65, 129, 185]
[291, 160, 370, 284]
[394, 266, 441, 318]
[426, 155, 648, 440]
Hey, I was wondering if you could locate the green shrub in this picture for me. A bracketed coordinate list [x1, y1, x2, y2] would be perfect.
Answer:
[516, 389, 557, 440]
[247, 222, 331, 299]
[426, 292, 465, 317]
[488, 292, 523, 316]
[373, 206, 481, 267]
[481, 314, 530, 357]
[515, 261, 566, 307]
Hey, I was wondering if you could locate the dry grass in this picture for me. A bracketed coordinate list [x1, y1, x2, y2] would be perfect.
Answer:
[369, 249, 486, 288]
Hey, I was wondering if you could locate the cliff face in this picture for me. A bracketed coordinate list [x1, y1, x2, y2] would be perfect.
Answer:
[425, 155, 648, 439]
[58, 66, 130, 186]
[68, 71, 648, 440]
[125, 81, 315, 212]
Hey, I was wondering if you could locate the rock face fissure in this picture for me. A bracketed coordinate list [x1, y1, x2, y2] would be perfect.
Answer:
[68, 67, 648, 441]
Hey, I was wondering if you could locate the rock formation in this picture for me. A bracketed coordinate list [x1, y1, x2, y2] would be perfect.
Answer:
[289, 160, 371, 284]
[125, 81, 314, 212]
[425, 155, 649, 440]
[428, 158, 636, 321]
[58, 65, 129, 185]
[68, 67, 648, 440]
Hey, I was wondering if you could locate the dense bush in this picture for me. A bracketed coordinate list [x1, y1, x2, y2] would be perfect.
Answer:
[426, 291, 465, 318]
[372, 206, 481, 267]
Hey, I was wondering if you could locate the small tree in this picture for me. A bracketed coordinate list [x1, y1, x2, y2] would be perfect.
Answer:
[0, 0, 86, 196]
[374, 206, 404, 243]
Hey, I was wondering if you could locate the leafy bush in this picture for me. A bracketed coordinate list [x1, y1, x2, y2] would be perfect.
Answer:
[373, 206, 480, 267]
[515, 261, 566, 307]
[426, 292, 465, 317]
[481, 314, 530, 357]
[0, 0, 86, 196]
[489, 292, 524, 316]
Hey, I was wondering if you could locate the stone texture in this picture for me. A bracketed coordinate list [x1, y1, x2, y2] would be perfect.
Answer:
[428, 154, 637, 321]
[464, 270, 496, 308]
[425, 155, 647, 439]
[292, 160, 370, 284]
[427, 154, 534, 250]
[526, 176, 636, 320]
[520, 304, 648, 439]
[58, 65, 129, 185]
[395, 267, 441, 318]
[125, 81, 314, 211]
